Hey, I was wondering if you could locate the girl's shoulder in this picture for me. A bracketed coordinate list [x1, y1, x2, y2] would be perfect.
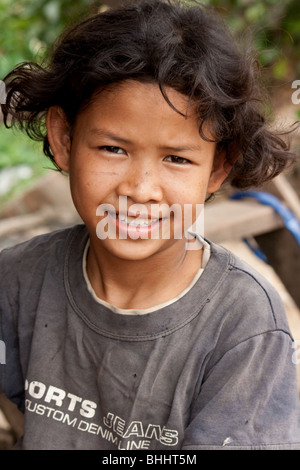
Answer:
[0, 224, 86, 278]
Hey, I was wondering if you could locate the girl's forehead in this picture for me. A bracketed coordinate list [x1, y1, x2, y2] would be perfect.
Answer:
[86, 79, 196, 121]
[85, 80, 215, 141]
[72, 80, 215, 149]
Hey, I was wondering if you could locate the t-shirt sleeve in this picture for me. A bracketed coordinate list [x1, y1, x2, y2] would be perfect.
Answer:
[0, 248, 25, 411]
[181, 329, 300, 450]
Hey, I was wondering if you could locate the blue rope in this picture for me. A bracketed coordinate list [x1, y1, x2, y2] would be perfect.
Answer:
[231, 190, 300, 251]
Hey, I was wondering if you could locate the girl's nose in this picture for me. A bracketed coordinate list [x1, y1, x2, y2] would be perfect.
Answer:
[116, 163, 163, 203]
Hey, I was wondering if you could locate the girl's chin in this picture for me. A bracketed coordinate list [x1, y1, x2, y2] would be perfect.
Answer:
[94, 236, 186, 262]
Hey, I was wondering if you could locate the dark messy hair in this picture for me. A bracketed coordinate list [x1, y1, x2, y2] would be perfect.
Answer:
[1, 0, 297, 188]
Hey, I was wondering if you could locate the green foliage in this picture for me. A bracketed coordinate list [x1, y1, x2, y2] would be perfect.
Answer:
[0, 125, 45, 170]
[0, 0, 102, 202]
[0, 0, 103, 77]
[0, 124, 55, 205]
[201, 0, 300, 80]
[1, 0, 300, 80]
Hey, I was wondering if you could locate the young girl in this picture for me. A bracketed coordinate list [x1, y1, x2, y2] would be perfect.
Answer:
[1, 0, 300, 450]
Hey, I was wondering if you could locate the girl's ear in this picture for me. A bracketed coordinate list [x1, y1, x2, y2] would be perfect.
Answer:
[46, 106, 71, 172]
[207, 147, 234, 194]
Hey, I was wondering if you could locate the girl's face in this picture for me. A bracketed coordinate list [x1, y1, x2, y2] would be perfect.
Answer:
[47, 80, 229, 262]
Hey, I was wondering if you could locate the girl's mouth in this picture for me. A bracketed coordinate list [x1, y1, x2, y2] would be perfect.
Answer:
[118, 213, 160, 227]
[107, 211, 163, 239]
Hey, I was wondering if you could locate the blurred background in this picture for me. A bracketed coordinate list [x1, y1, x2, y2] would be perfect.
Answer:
[1, 0, 300, 449]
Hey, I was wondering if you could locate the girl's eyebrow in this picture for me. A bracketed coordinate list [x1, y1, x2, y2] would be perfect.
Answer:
[89, 128, 204, 153]
[89, 128, 132, 145]
[163, 144, 203, 153]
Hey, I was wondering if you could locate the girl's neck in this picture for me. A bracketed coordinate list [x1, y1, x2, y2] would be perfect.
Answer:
[86, 239, 203, 310]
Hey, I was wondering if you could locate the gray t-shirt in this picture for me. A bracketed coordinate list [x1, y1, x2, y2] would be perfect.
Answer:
[1, 224, 300, 450]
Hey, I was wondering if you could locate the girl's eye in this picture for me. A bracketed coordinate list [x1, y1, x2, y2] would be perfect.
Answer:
[164, 155, 191, 164]
[100, 146, 126, 155]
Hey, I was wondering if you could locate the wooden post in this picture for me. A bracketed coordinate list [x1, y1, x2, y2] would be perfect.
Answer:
[255, 227, 300, 309]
